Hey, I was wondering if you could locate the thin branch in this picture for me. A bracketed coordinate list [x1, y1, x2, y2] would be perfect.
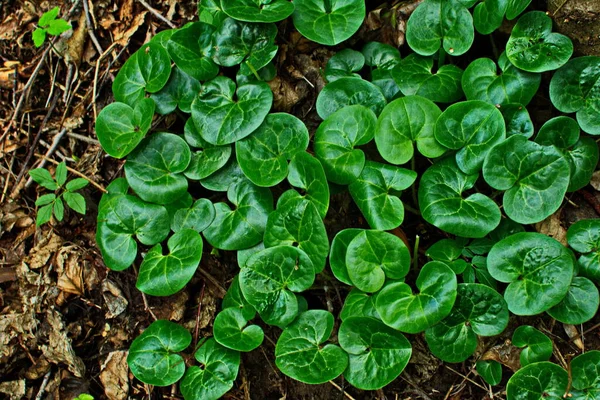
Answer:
[137, 0, 176, 28]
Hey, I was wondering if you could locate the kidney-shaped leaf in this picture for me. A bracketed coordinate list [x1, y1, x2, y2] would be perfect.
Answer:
[275, 310, 348, 383]
[570, 351, 600, 398]
[167, 22, 219, 81]
[330, 229, 363, 286]
[200, 157, 247, 192]
[316, 77, 386, 120]
[213, 308, 264, 352]
[488, 232, 574, 315]
[473, 0, 507, 35]
[547, 276, 599, 325]
[183, 119, 232, 180]
[222, 275, 256, 320]
[340, 288, 380, 321]
[171, 198, 215, 233]
[151, 68, 201, 115]
[567, 219, 600, 283]
[325, 49, 365, 82]
[506, 362, 568, 400]
[476, 360, 503, 386]
[506, 0, 532, 20]
[500, 103, 534, 138]
[512, 325, 553, 366]
[221, 0, 293, 22]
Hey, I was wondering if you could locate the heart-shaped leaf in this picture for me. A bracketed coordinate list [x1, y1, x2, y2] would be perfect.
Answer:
[506, 11, 573, 73]
[506, 362, 567, 399]
[567, 219, 600, 283]
[426, 239, 468, 274]
[419, 158, 501, 238]
[200, 157, 247, 192]
[488, 232, 574, 315]
[549, 56, 600, 135]
[424, 283, 508, 363]
[512, 325, 553, 366]
[499, 103, 534, 138]
[95, 99, 154, 159]
[376, 261, 457, 333]
[221, 0, 294, 22]
[330, 229, 364, 286]
[340, 288, 380, 321]
[292, 0, 365, 46]
[506, 0, 532, 19]
[213, 308, 264, 352]
[476, 360, 502, 386]
[435, 100, 506, 174]
[239, 246, 315, 327]
[325, 49, 365, 82]
[375, 95, 445, 165]
[127, 320, 191, 386]
[346, 230, 411, 293]
[406, 0, 474, 56]
[198, 0, 227, 27]
[183, 119, 232, 181]
[349, 161, 417, 230]
[222, 275, 256, 320]
[171, 199, 215, 233]
[339, 316, 412, 390]
[264, 196, 329, 272]
[363, 42, 401, 70]
[203, 180, 273, 250]
[473, 0, 507, 34]
[124, 133, 191, 204]
[483, 135, 570, 224]
[180, 338, 240, 400]
[314, 105, 377, 185]
[167, 22, 219, 81]
[316, 77, 386, 119]
[151, 67, 201, 115]
[236, 113, 309, 187]
[275, 310, 348, 384]
[570, 351, 600, 398]
[191, 77, 272, 145]
[392, 54, 464, 103]
[462, 53, 541, 106]
[547, 276, 599, 324]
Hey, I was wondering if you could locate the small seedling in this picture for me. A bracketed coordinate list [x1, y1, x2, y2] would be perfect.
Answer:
[32, 7, 71, 48]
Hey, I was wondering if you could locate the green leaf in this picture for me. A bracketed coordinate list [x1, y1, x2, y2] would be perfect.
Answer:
[340, 288, 380, 321]
[392, 54, 464, 103]
[55, 162, 67, 186]
[362, 42, 401, 70]
[200, 157, 246, 192]
[213, 308, 264, 352]
[426, 239, 469, 273]
[167, 22, 219, 82]
[150, 68, 201, 115]
[264, 196, 329, 273]
[191, 77, 272, 145]
[419, 158, 501, 238]
[316, 77, 386, 120]
[499, 103, 534, 138]
[39, 7, 60, 26]
[127, 320, 191, 386]
[371, 69, 401, 102]
[424, 283, 508, 363]
[221, 0, 294, 22]
[325, 49, 365, 82]
[275, 310, 348, 383]
[567, 219, 600, 283]
[483, 135, 570, 224]
[203, 180, 273, 250]
[199, 0, 228, 26]
[376, 261, 457, 333]
[222, 275, 256, 321]
[292, 0, 365, 46]
[164, 192, 193, 222]
[124, 133, 191, 204]
[29, 168, 58, 190]
[462, 53, 541, 106]
[349, 161, 417, 230]
[53, 197, 64, 221]
[375, 95, 445, 165]
[239, 246, 315, 327]
[46, 18, 71, 35]
[63, 192, 86, 215]
[435, 100, 506, 174]
[330, 229, 364, 286]
[489, 217, 525, 242]
[570, 351, 600, 398]
[488, 232, 574, 315]
[345, 230, 411, 293]
[150, 29, 174, 51]
[183, 119, 232, 181]
[506, 0, 532, 19]
[476, 360, 502, 386]
[65, 178, 89, 191]
[35, 193, 56, 206]
[236, 113, 309, 187]
[506, 11, 573, 73]
[180, 339, 240, 400]
[406, 0, 474, 56]
[112, 43, 171, 106]
[512, 326, 553, 366]
[314, 105, 377, 185]
[507, 362, 568, 400]
[547, 276, 599, 324]
[36, 204, 53, 226]
[95, 99, 154, 159]
[549, 56, 600, 135]
[171, 199, 215, 233]
[237, 242, 265, 269]
[339, 317, 411, 390]
[473, 0, 507, 35]
[32, 28, 46, 47]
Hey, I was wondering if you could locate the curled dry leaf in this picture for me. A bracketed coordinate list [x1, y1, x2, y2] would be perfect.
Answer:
[0, 380, 25, 400]
[102, 279, 128, 318]
[23, 233, 63, 270]
[563, 324, 584, 351]
[41, 309, 86, 378]
[590, 170, 600, 191]
[480, 339, 522, 372]
[100, 350, 129, 400]
[535, 211, 568, 246]
[268, 76, 300, 113]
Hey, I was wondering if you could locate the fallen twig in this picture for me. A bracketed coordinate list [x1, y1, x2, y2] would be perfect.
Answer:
[137, 0, 176, 28]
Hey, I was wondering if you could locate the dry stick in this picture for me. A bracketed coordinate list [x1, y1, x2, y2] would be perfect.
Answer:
[82, 0, 103, 54]
[34, 153, 107, 193]
[197, 267, 227, 297]
[24, 128, 68, 189]
[400, 373, 433, 400]
[193, 281, 206, 348]
[0, 156, 15, 205]
[569, 321, 600, 343]
[444, 365, 489, 392]
[67, 131, 100, 145]
[92, 43, 119, 120]
[328, 380, 356, 400]
[35, 370, 52, 400]
[137, 0, 176, 28]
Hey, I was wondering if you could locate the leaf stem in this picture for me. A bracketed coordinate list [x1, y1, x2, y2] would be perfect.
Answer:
[411, 156, 418, 206]
[438, 48, 446, 68]
[413, 235, 420, 272]
[324, 0, 332, 13]
[404, 204, 421, 216]
[245, 60, 261, 81]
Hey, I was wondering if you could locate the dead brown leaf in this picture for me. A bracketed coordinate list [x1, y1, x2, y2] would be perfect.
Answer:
[535, 210, 567, 246]
[113, 11, 148, 46]
[100, 350, 129, 400]
[590, 170, 600, 191]
[268, 76, 300, 113]
[0, 312, 37, 362]
[563, 324, 584, 351]
[23, 232, 63, 270]
[154, 291, 188, 321]
[0, 380, 26, 400]
[102, 279, 128, 318]
[41, 308, 86, 378]
[56, 245, 85, 296]
[481, 339, 521, 372]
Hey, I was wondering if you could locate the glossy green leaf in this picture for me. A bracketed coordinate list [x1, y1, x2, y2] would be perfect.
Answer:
[376, 261, 457, 333]
[167, 22, 218, 81]
[200, 157, 246, 192]
[213, 308, 264, 352]
[63, 192, 86, 215]
[39, 7, 60, 26]
[567, 219, 600, 283]
[183, 119, 232, 181]
[150, 68, 201, 115]
[570, 351, 600, 398]
[35, 193, 56, 207]
[426, 239, 468, 273]
[375, 95, 445, 164]
[506, 11, 573, 73]
[349, 161, 417, 230]
[292, 0, 365, 46]
[362, 42, 401, 70]
[36, 204, 53, 225]
[392, 54, 464, 103]
[29, 168, 57, 190]
[340, 288, 380, 321]
[203, 180, 273, 250]
[473, 0, 507, 35]
[221, 0, 293, 22]
[316, 77, 386, 119]
[191, 77, 272, 145]
[547, 276, 599, 324]
[425, 283, 508, 363]
[462, 53, 541, 106]
[222, 275, 256, 320]
[476, 360, 502, 386]
[325, 49, 365, 82]
[346, 230, 411, 293]
[180, 339, 240, 400]
[54, 162, 66, 186]
[171, 199, 215, 233]
[53, 197, 64, 221]
[236, 113, 309, 187]
[275, 310, 348, 384]
[483, 135, 570, 224]
[549, 56, 600, 135]
[65, 178, 89, 192]
[330, 229, 364, 285]
[240, 246, 315, 327]
[507, 362, 568, 400]
[512, 325, 553, 366]
[95, 99, 154, 159]
[488, 232, 574, 315]
[127, 320, 191, 386]
[124, 133, 190, 204]
[164, 192, 193, 222]
[314, 105, 377, 185]
[46, 19, 71, 35]
[406, 0, 473, 56]
[419, 158, 501, 238]
[506, 0, 532, 19]
[150, 29, 174, 50]
[339, 317, 411, 390]
[198, 0, 228, 26]
[499, 103, 534, 138]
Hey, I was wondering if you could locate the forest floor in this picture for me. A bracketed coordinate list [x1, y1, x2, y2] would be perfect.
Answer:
[1, 0, 600, 399]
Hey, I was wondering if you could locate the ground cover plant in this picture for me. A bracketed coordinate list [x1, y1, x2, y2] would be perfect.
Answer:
[88, 0, 600, 398]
